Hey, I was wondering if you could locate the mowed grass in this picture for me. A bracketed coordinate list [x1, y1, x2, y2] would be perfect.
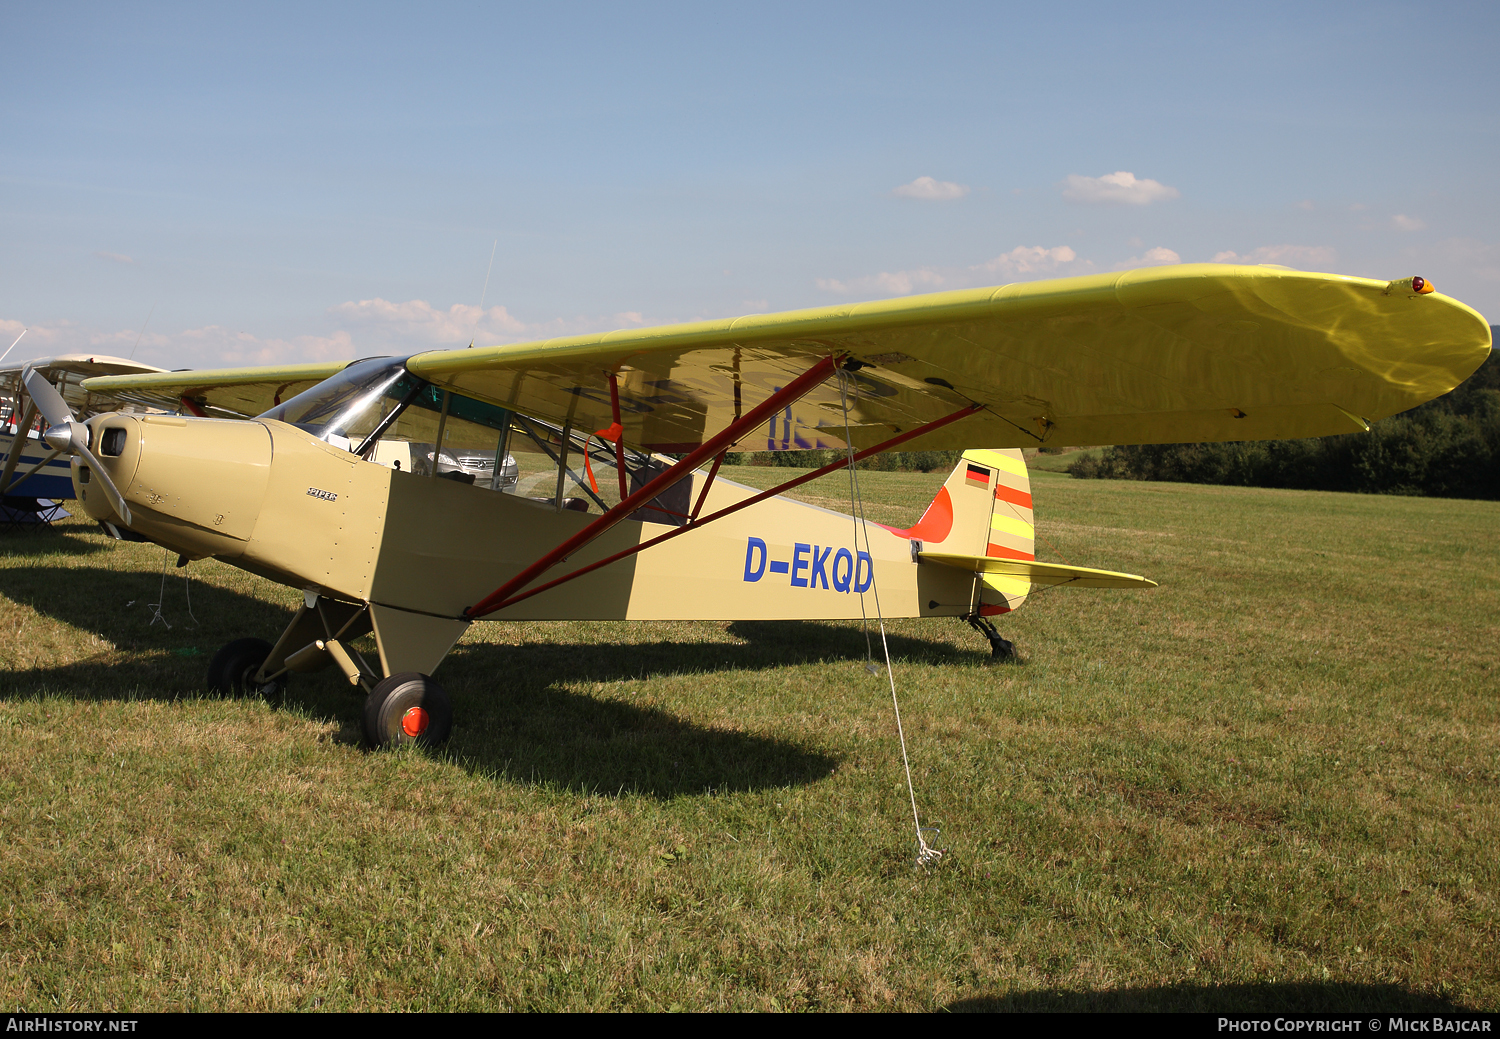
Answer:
[0, 470, 1496, 1012]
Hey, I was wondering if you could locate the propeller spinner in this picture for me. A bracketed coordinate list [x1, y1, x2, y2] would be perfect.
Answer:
[22, 365, 133, 525]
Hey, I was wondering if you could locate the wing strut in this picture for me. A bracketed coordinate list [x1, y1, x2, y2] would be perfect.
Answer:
[463, 353, 844, 619]
[464, 397, 983, 618]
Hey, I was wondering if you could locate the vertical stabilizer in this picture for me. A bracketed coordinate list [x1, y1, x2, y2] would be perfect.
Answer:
[884, 450, 1035, 616]
[962, 449, 1034, 616]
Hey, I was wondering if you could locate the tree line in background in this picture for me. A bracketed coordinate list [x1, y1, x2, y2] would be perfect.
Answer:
[722, 448, 964, 472]
[1069, 333, 1500, 501]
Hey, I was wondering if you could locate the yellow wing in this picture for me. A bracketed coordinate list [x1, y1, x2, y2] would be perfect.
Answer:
[79, 361, 350, 418]
[82, 265, 1491, 450]
[404, 265, 1491, 451]
[918, 552, 1157, 589]
[2, 353, 167, 419]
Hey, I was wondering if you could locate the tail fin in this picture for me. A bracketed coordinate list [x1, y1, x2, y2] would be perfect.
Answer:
[880, 449, 1035, 615]
[964, 449, 1035, 616]
[936, 446, 1032, 614]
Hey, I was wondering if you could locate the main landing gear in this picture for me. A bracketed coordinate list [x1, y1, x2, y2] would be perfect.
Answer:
[362, 672, 453, 750]
[207, 637, 454, 751]
[964, 614, 1017, 662]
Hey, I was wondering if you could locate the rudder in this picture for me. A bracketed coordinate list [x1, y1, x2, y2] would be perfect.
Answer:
[962, 449, 1035, 616]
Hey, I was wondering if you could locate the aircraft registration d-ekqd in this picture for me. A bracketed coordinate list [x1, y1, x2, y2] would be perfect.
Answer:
[25, 265, 1489, 749]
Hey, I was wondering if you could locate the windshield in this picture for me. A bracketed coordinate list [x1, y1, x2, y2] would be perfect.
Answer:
[259, 357, 419, 448]
[257, 357, 690, 516]
[259, 356, 514, 474]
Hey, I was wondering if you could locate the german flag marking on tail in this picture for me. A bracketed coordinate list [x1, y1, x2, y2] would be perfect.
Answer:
[965, 463, 991, 486]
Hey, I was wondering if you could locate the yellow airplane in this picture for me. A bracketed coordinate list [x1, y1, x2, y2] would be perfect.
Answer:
[31, 265, 1489, 749]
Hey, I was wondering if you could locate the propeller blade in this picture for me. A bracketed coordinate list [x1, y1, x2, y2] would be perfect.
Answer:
[21, 365, 133, 525]
[21, 367, 74, 430]
[76, 443, 132, 526]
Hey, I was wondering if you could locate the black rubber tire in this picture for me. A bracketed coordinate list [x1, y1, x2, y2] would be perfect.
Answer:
[989, 635, 1017, 662]
[207, 637, 285, 700]
[362, 672, 453, 750]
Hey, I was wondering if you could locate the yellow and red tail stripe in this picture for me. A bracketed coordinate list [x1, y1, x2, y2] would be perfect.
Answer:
[961, 448, 1036, 616]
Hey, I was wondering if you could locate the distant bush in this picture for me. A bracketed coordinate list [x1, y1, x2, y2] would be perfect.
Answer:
[1069, 340, 1500, 500]
[721, 449, 964, 473]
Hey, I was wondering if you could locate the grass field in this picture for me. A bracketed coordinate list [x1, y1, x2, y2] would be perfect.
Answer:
[1, 470, 1496, 1011]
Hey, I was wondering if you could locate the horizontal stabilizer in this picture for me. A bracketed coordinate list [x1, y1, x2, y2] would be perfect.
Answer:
[918, 552, 1158, 589]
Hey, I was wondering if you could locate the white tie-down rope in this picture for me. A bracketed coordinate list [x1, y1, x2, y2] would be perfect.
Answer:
[837, 368, 942, 867]
[146, 548, 199, 630]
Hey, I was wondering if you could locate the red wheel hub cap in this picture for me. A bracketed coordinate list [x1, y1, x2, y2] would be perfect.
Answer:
[401, 706, 429, 738]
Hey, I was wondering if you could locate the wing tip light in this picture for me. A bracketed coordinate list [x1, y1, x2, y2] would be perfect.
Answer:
[1386, 275, 1436, 296]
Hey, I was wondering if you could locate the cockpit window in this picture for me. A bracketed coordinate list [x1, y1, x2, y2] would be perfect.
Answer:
[259, 357, 513, 449]
[257, 356, 682, 520]
[259, 357, 414, 448]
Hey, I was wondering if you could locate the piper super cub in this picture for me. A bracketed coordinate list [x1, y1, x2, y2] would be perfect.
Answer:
[29, 265, 1488, 748]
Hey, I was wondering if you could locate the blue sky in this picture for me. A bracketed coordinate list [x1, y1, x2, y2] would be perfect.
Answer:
[2, 1, 1496, 370]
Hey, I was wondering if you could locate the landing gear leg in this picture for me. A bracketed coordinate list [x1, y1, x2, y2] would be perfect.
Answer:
[964, 614, 1016, 662]
[362, 672, 453, 749]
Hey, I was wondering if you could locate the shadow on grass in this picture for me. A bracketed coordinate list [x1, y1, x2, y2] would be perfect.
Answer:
[946, 981, 1471, 1012]
[0, 580, 890, 797]
[443, 676, 839, 799]
[729, 620, 981, 667]
[0, 523, 113, 558]
[426, 617, 984, 795]
[2, 551, 976, 796]
[0, 644, 842, 799]
[427, 624, 934, 797]
[0, 564, 293, 654]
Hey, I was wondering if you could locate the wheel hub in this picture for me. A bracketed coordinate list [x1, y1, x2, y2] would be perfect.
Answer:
[401, 706, 429, 738]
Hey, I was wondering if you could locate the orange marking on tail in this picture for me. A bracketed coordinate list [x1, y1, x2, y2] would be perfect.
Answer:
[993, 483, 1033, 509]
[986, 543, 1035, 561]
[876, 486, 954, 543]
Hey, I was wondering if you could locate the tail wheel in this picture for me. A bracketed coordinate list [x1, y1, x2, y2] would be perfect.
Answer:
[362, 672, 453, 749]
[207, 637, 286, 701]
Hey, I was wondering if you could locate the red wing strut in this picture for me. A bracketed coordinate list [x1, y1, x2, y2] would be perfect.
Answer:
[463, 354, 844, 619]
[467, 399, 983, 618]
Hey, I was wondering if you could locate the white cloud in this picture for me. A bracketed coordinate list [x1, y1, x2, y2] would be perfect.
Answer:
[1210, 245, 1337, 269]
[0, 316, 166, 360]
[892, 176, 970, 201]
[0, 299, 662, 373]
[329, 298, 659, 350]
[817, 269, 948, 296]
[176, 327, 356, 368]
[1113, 246, 1181, 270]
[1392, 214, 1427, 231]
[1062, 171, 1180, 206]
[974, 245, 1080, 277]
[817, 245, 1090, 297]
[1297, 200, 1315, 211]
[92, 251, 134, 264]
[329, 297, 529, 344]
